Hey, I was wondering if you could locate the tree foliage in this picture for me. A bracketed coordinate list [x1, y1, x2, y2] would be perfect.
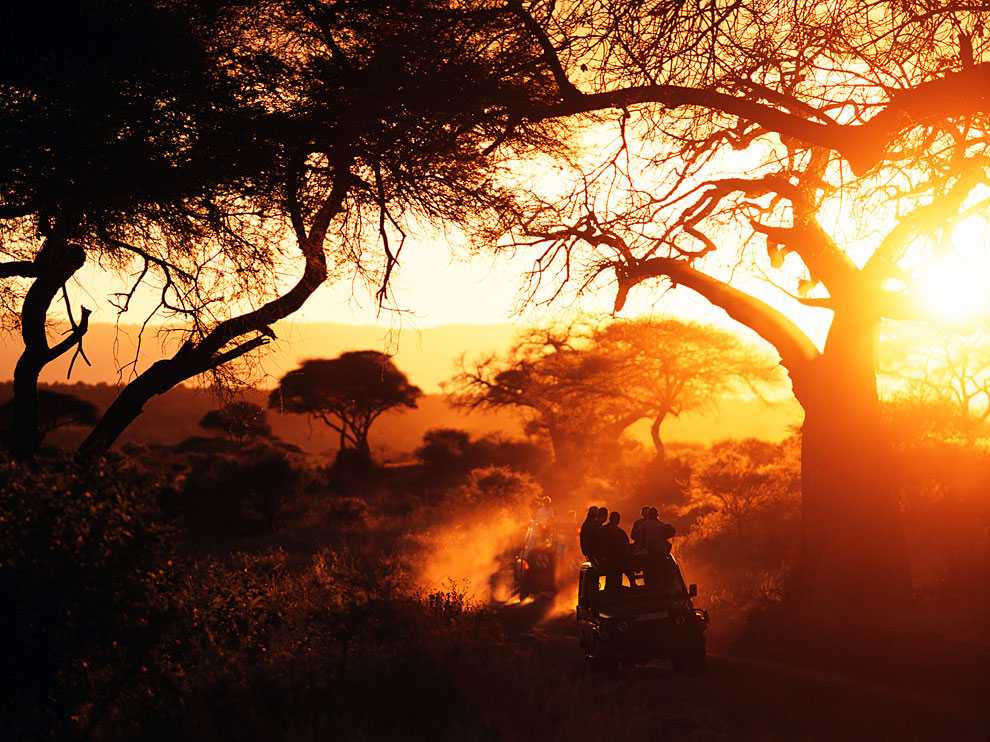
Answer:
[269, 351, 422, 459]
[1, 0, 566, 460]
[0, 389, 98, 443]
[449, 318, 778, 468]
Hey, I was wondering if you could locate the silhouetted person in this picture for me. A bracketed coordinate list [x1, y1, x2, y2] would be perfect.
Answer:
[638, 507, 675, 554]
[638, 507, 677, 591]
[601, 511, 633, 594]
[630, 505, 650, 546]
[580, 506, 601, 561]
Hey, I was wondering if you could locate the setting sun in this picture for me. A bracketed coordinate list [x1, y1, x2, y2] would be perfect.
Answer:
[915, 217, 990, 322]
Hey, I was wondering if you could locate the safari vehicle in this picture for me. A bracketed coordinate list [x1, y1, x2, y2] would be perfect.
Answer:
[576, 557, 709, 672]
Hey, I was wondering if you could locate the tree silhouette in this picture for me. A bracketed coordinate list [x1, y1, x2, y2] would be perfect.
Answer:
[488, 1, 990, 600]
[449, 319, 771, 483]
[269, 352, 421, 462]
[2, 1, 564, 460]
[199, 402, 272, 440]
[881, 325, 990, 438]
[590, 319, 782, 459]
[0, 1, 263, 458]
[449, 323, 640, 482]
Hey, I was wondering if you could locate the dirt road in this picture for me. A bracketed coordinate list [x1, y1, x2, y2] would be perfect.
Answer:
[497, 600, 987, 741]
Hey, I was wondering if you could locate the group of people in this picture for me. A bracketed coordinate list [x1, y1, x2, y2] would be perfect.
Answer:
[579, 505, 676, 594]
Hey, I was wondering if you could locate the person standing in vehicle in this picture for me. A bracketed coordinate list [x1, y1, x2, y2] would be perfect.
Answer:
[601, 511, 633, 594]
[580, 506, 602, 562]
[630, 505, 651, 547]
[639, 507, 676, 590]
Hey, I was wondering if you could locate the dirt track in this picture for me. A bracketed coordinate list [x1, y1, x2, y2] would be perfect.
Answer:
[497, 599, 987, 741]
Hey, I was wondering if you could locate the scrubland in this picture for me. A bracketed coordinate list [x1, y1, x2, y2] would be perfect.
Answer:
[2, 419, 987, 740]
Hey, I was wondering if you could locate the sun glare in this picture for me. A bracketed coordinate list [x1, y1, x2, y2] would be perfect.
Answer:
[915, 217, 990, 322]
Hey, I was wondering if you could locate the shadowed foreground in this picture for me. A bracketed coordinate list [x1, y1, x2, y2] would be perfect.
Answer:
[497, 601, 986, 741]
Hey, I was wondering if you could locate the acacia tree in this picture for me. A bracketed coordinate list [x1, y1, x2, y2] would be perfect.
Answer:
[448, 323, 641, 481]
[269, 352, 422, 461]
[881, 326, 990, 436]
[482, 0, 990, 601]
[591, 319, 782, 459]
[1, 1, 566, 461]
[449, 319, 773, 484]
[0, 390, 98, 444]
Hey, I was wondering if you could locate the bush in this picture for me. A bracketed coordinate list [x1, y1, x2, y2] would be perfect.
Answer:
[0, 452, 174, 740]
[173, 443, 305, 538]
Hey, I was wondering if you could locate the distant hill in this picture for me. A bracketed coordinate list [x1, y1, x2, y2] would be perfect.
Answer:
[0, 322, 520, 393]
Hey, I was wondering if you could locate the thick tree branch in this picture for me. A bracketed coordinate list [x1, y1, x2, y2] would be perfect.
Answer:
[77, 158, 354, 461]
[616, 258, 820, 375]
[531, 62, 990, 175]
[0, 260, 38, 278]
[864, 162, 987, 283]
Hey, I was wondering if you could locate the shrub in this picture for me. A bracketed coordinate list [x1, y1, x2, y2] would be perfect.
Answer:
[0, 452, 173, 740]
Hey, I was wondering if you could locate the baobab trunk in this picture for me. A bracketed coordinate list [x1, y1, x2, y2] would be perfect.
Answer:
[793, 314, 910, 607]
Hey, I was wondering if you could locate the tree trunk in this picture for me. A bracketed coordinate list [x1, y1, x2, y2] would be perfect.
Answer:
[649, 410, 668, 461]
[793, 313, 910, 608]
[76, 357, 183, 461]
[9, 236, 86, 459]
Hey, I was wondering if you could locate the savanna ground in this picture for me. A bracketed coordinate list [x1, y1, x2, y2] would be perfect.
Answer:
[2, 410, 986, 742]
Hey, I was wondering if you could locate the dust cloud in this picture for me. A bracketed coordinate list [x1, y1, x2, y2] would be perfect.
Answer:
[413, 504, 528, 603]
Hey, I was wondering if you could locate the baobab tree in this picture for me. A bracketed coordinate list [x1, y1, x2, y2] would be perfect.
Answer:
[487, 1, 990, 601]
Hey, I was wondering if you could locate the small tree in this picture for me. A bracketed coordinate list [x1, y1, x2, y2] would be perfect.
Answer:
[199, 401, 271, 440]
[269, 351, 421, 462]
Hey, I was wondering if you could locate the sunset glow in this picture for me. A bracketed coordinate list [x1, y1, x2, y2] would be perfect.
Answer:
[915, 217, 990, 323]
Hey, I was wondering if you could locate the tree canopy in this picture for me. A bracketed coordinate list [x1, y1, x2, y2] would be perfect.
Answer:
[269, 351, 422, 459]
[1, 0, 565, 460]
[0, 390, 98, 443]
[477, 0, 990, 601]
[449, 318, 779, 474]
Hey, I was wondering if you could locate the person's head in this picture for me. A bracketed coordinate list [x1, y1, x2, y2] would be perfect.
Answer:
[648, 507, 659, 520]
[641, 506, 650, 518]
[585, 505, 599, 521]
[608, 511, 620, 526]
[597, 507, 608, 524]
